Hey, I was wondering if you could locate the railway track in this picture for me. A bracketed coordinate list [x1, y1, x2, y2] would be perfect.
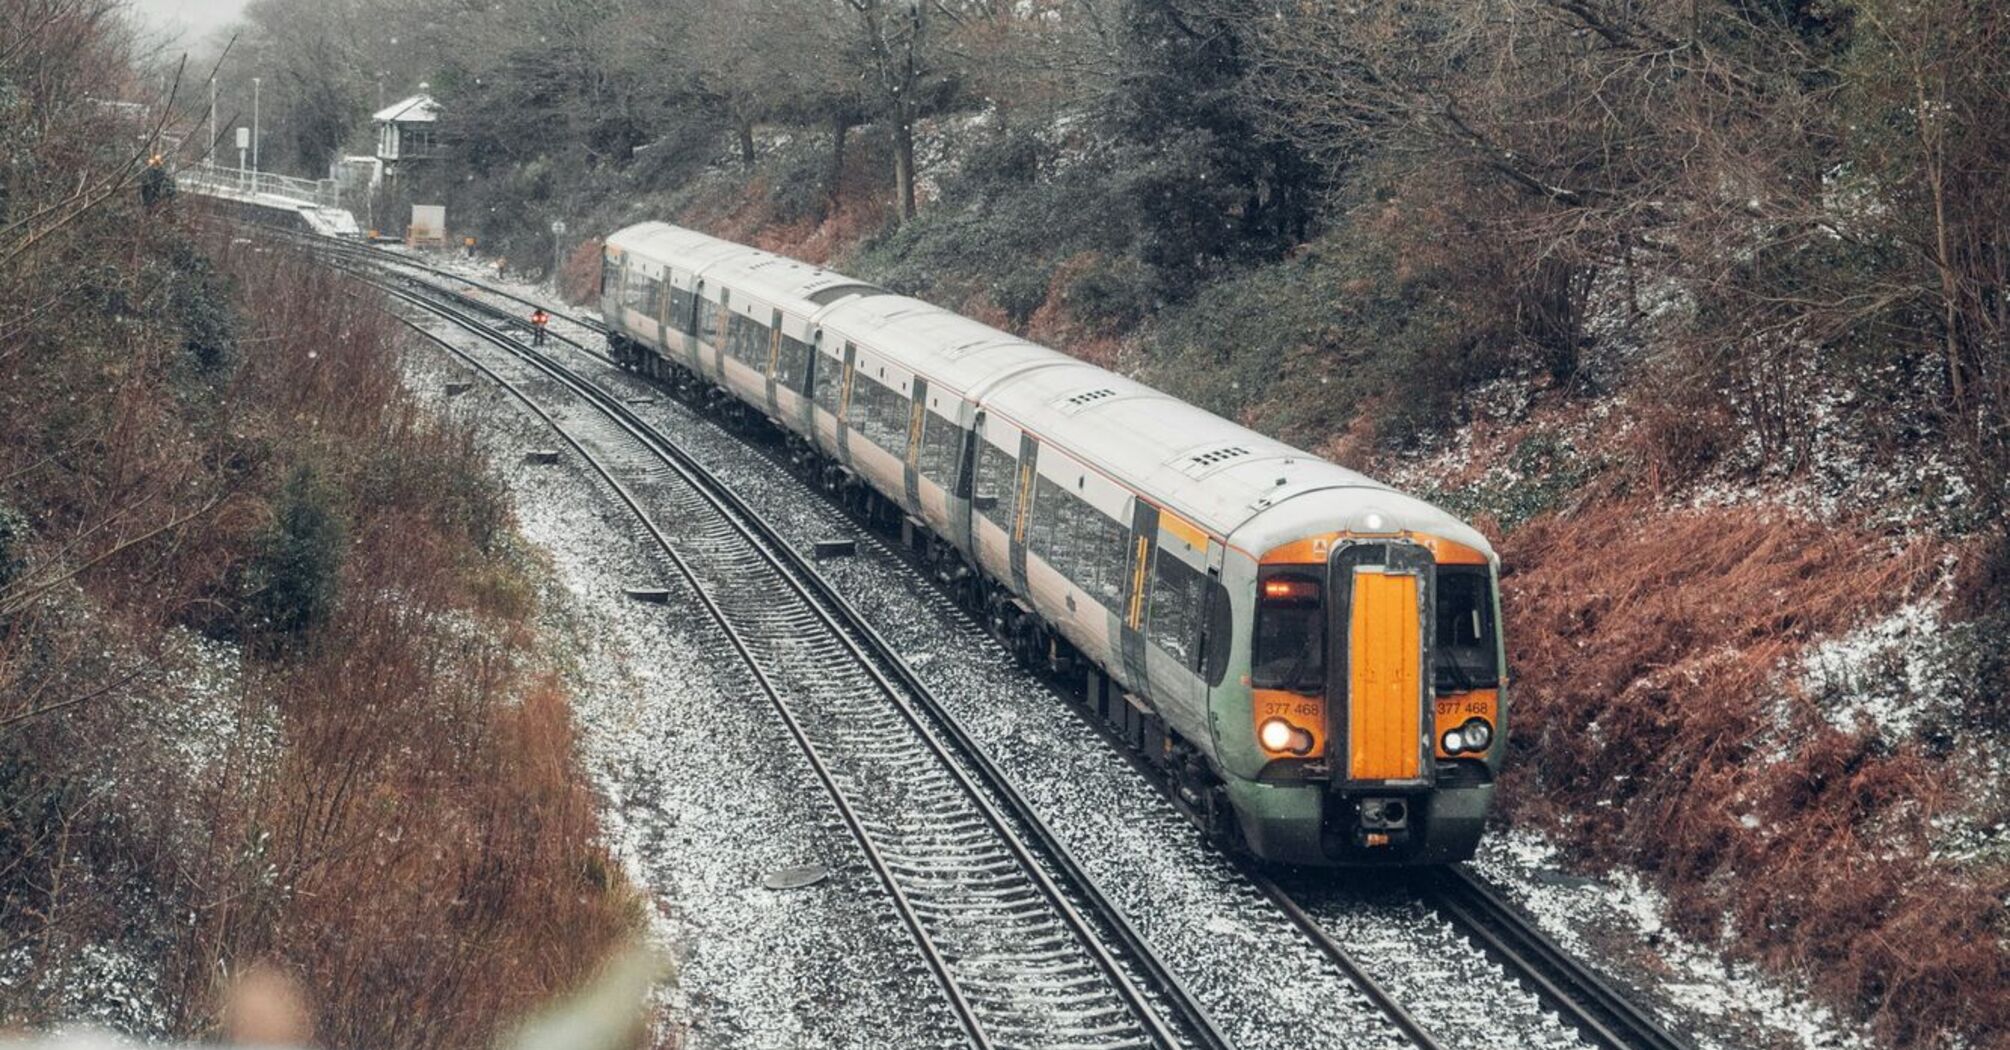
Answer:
[1421, 867, 1688, 1050]
[359, 268, 1238, 1050]
[321, 241, 1691, 1050]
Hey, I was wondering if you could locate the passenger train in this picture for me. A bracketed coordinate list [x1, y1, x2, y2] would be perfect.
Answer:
[597, 221, 1506, 866]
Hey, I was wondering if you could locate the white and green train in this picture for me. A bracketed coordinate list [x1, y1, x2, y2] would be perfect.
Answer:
[599, 220, 1506, 866]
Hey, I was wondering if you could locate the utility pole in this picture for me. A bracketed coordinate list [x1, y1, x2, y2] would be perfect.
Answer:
[550, 219, 567, 290]
[252, 76, 261, 181]
[207, 76, 216, 169]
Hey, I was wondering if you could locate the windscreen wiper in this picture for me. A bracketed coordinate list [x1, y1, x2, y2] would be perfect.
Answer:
[1436, 652, 1478, 693]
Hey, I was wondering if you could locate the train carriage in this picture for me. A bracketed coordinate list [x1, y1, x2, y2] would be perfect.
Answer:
[598, 220, 1505, 866]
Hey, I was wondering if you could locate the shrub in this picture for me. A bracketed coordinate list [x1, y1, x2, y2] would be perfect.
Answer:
[951, 124, 1045, 189]
[845, 139, 1137, 311]
[245, 464, 344, 643]
[164, 237, 238, 376]
[1058, 252, 1152, 334]
[0, 500, 25, 590]
[764, 130, 840, 225]
[991, 266, 1051, 328]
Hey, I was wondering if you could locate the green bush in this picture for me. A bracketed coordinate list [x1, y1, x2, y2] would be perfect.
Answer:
[1061, 253, 1154, 334]
[847, 137, 1138, 308]
[991, 266, 1051, 327]
[246, 464, 345, 643]
[164, 239, 238, 376]
[764, 129, 839, 225]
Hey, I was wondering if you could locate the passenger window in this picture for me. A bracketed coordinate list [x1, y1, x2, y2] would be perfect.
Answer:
[974, 441, 1017, 530]
[1029, 476, 1065, 565]
[727, 313, 769, 366]
[697, 296, 722, 344]
[850, 375, 909, 454]
[1027, 475, 1128, 610]
[1148, 551, 1207, 666]
[920, 411, 960, 486]
[624, 274, 658, 316]
[777, 334, 812, 389]
[814, 351, 841, 413]
[669, 287, 695, 333]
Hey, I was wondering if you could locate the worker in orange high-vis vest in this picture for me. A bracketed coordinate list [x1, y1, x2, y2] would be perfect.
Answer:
[530, 308, 550, 346]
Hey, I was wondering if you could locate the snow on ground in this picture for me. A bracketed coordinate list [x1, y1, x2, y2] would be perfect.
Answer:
[1473, 829, 1874, 1050]
[402, 348, 960, 1050]
[143, 629, 274, 778]
[1799, 599, 1956, 743]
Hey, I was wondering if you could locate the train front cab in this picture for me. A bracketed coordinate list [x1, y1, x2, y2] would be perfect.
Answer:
[1226, 532, 1503, 866]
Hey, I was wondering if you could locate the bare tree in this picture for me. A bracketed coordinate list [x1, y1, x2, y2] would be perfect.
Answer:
[836, 0, 947, 221]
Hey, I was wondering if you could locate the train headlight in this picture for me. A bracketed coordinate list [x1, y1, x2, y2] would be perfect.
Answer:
[1260, 718, 1316, 756]
[1442, 719, 1494, 755]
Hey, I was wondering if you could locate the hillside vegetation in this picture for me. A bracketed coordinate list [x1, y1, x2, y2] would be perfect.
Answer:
[1, 3, 637, 1041]
[201, 0, 2007, 1046]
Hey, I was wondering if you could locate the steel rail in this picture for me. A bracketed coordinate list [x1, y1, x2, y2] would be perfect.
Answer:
[365, 271, 1227, 1050]
[1425, 866, 1690, 1050]
[1245, 872, 1449, 1050]
[378, 307, 996, 1050]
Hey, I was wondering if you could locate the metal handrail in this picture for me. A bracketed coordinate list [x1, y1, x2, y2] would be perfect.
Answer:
[175, 165, 342, 209]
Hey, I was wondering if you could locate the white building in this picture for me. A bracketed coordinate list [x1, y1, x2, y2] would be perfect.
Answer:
[372, 94, 439, 178]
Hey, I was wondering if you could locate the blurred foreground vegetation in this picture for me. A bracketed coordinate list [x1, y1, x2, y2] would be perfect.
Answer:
[2, 2, 641, 1042]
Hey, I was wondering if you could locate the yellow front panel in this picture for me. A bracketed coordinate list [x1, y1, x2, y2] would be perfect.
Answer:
[1348, 571, 1423, 782]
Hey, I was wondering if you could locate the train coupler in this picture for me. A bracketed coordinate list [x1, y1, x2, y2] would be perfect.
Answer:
[1352, 796, 1414, 850]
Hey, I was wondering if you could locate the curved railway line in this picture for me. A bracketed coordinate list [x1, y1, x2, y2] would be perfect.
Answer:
[360, 265, 1237, 1050]
[322, 238, 1691, 1050]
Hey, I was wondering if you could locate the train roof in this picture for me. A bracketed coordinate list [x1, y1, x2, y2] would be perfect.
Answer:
[603, 220, 1496, 561]
[610, 221, 884, 309]
[819, 293, 1068, 397]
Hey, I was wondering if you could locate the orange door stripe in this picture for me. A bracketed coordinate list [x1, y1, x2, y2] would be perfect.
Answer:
[1348, 570, 1423, 782]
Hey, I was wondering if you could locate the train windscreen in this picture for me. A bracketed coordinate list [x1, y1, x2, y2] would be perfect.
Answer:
[1434, 566, 1499, 691]
[1252, 574, 1323, 694]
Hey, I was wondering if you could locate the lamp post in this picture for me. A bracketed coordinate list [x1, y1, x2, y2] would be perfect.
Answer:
[550, 219, 567, 290]
[252, 76, 261, 184]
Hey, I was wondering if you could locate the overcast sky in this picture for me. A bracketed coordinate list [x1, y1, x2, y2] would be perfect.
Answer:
[127, 0, 248, 44]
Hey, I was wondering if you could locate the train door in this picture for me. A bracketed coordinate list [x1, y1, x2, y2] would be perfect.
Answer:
[1329, 542, 1434, 790]
[834, 341, 856, 468]
[692, 279, 711, 376]
[654, 268, 672, 364]
[797, 329, 822, 435]
[764, 308, 783, 416]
